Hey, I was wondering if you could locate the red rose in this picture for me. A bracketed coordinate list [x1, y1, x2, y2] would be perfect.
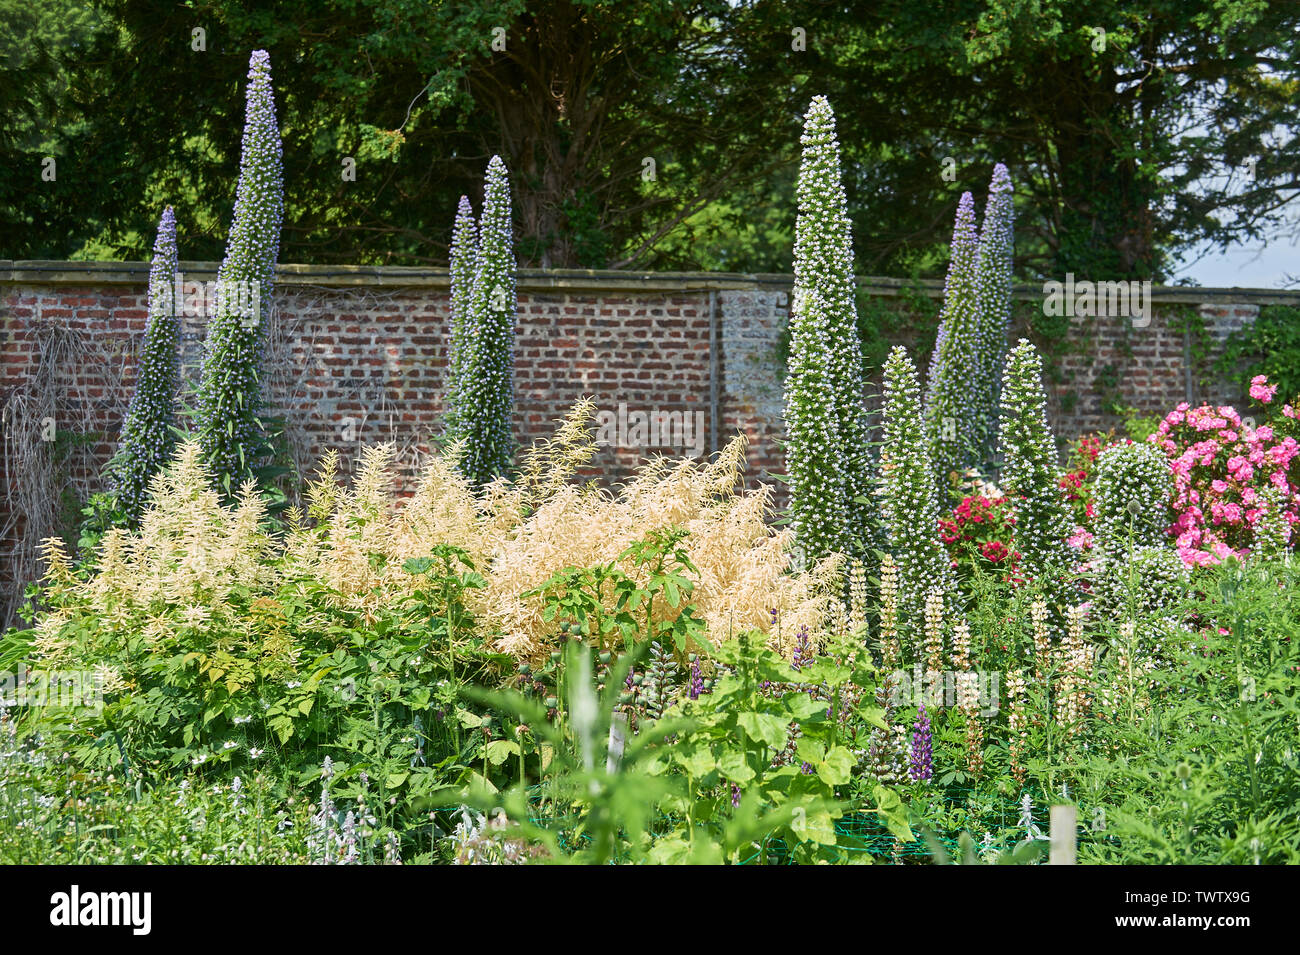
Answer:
[980, 540, 1009, 563]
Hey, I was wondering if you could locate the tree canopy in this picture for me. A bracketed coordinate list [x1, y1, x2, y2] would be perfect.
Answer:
[3, 0, 1297, 281]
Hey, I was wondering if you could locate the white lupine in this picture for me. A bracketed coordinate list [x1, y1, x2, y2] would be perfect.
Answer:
[459, 156, 516, 488]
[107, 206, 180, 519]
[925, 191, 981, 490]
[791, 96, 871, 551]
[195, 50, 284, 489]
[785, 289, 850, 566]
[881, 346, 956, 632]
[445, 195, 477, 439]
[998, 340, 1074, 600]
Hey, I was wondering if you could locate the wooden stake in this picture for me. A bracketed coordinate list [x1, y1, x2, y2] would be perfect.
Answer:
[1049, 804, 1077, 865]
[607, 713, 628, 774]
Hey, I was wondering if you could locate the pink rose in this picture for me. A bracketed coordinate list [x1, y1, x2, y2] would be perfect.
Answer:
[1249, 376, 1278, 404]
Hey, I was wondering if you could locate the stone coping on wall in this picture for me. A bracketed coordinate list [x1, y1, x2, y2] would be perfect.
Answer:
[4, 260, 1300, 306]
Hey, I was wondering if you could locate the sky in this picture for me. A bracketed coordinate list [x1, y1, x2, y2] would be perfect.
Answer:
[1172, 235, 1299, 290]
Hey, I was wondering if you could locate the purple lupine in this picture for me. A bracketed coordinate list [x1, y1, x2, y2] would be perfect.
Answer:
[910, 705, 933, 782]
[791, 625, 812, 671]
[106, 205, 180, 519]
[688, 658, 705, 699]
[731, 783, 741, 808]
[195, 50, 284, 489]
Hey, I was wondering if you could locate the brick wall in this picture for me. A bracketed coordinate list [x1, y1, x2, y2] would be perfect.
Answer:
[3, 261, 1296, 622]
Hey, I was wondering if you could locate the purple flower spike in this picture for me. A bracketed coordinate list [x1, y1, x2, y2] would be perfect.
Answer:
[910, 704, 933, 783]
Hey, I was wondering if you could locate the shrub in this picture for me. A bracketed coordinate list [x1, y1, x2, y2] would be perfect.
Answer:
[104, 205, 181, 522]
[459, 156, 516, 488]
[881, 346, 955, 631]
[1150, 381, 1300, 565]
[939, 492, 1020, 585]
[791, 96, 871, 550]
[15, 403, 832, 691]
[998, 340, 1075, 601]
[194, 50, 285, 493]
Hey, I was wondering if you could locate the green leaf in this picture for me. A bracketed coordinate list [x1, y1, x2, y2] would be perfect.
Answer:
[678, 746, 717, 779]
[484, 739, 521, 766]
[737, 711, 789, 749]
[874, 784, 915, 842]
[717, 748, 755, 783]
[817, 745, 855, 786]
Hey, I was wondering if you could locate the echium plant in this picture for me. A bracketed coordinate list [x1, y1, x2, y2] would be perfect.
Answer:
[1093, 439, 1172, 552]
[458, 156, 516, 488]
[105, 206, 181, 520]
[881, 346, 955, 633]
[998, 340, 1074, 599]
[973, 163, 1014, 458]
[925, 191, 981, 491]
[195, 50, 284, 493]
[791, 96, 871, 551]
[785, 290, 850, 566]
[445, 195, 477, 440]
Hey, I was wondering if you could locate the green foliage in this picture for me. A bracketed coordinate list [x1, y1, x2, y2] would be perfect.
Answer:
[0, 752, 316, 864]
[526, 527, 709, 656]
[0, 546, 499, 815]
[1080, 559, 1300, 863]
[1219, 305, 1300, 404]
[460, 631, 909, 864]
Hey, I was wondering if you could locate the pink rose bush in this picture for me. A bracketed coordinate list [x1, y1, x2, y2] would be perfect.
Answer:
[1150, 376, 1300, 566]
